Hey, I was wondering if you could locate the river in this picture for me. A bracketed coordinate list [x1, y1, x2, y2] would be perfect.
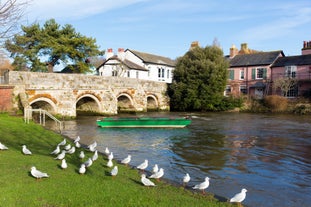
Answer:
[46, 112, 311, 207]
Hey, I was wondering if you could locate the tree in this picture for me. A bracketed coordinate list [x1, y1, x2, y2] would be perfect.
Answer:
[168, 45, 229, 111]
[273, 77, 298, 97]
[0, 0, 28, 44]
[5, 19, 104, 73]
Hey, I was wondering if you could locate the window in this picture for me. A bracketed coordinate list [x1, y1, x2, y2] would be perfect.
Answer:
[136, 71, 139, 79]
[158, 67, 165, 81]
[286, 85, 298, 97]
[240, 85, 247, 94]
[112, 70, 118, 76]
[224, 85, 231, 96]
[252, 68, 267, 79]
[229, 70, 234, 80]
[240, 69, 244, 80]
[127, 71, 130, 78]
[167, 69, 170, 79]
[285, 66, 297, 78]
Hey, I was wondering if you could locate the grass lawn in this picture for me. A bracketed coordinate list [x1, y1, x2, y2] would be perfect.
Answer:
[0, 113, 234, 207]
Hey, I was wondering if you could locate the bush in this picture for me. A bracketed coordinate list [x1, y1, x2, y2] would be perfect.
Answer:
[264, 95, 288, 112]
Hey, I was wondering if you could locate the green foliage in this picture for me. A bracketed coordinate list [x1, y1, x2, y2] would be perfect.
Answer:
[264, 95, 288, 112]
[5, 19, 104, 73]
[169, 46, 229, 111]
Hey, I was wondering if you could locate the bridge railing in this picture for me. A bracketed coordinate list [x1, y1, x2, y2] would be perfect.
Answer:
[24, 108, 63, 133]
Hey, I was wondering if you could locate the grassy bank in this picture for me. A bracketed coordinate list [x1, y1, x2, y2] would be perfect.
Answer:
[0, 113, 233, 207]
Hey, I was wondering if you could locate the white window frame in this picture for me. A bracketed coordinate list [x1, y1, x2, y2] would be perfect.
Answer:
[256, 68, 264, 79]
[285, 66, 297, 78]
[240, 69, 244, 80]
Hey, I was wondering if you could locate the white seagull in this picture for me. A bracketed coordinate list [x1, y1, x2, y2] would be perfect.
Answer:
[22, 145, 32, 155]
[152, 164, 159, 174]
[104, 147, 110, 155]
[30, 166, 49, 179]
[183, 173, 191, 186]
[74, 136, 80, 143]
[121, 155, 131, 166]
[107, 159, 113, 168]
[79, 164, 86, 174]
[137, 159, 148, 172]
[230, 188, 247, 205]
[84, 157, 93, 168]
[193, 177, 210, 194]
[108, 152, 114, 160]
[110, 166, 118, 177]
[66, 146, 76, 154]
[54, 150, 66, 160]
[61, 159, 67, 169]
[64, 144, 71, 151]
[149, 168, 164, 181]
[75, 141, 81, 148]
[92, 150, 98, 161]
[141, 174, 156, 187]
[79, 151, 85, 159]
[50, 145, 60, 155]
[58, 139, 66, 146]
[0, 142, 8, 150]
[88, 141, 97, 152]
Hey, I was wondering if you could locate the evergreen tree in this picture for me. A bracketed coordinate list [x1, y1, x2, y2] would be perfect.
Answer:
[169, 45, 229, 111]
[5, 19, 103, 73]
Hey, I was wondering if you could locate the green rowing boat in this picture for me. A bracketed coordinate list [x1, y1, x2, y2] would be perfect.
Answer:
[96, 117, 191, 128]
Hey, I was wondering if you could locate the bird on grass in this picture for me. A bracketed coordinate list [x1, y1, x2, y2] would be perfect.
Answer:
[22, 145, 32, 155]
[152, 164, 158, 174]
[79, 164, 86, 175]
[58, 139, 66, 146]
[110, 166, 118, 177]
[61, 159, 67, 169]
[79, 151, 85, 159]
[92, 150, 98, 161]
[64, 144, 71, 151]
[75, 141, 81, 148]
[107, 159, 113, 168]
[121, 155, 131, 166]
[193, 177, 210, 194]
[104, 147, 110, 155]
[0, 142, 8, 150]
[230, 188, 247, 207]
[88, 141, 97, 152]
[74, 136, 80, 143]
[30, 166, 49, 180]
[141, 174, 156, 187]
[50, 145, 60, 155]
[84, 157, 93, 168]
[137, 159, 148, 172]
[54, 150, 66, 160]
[108, 152, 114, 160]
[183, 173, 191, 187]
[66, 146, 76, 154]
[149, 168, 164, 181]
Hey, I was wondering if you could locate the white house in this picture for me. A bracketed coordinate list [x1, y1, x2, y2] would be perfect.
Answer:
[97, 48, 176, 83]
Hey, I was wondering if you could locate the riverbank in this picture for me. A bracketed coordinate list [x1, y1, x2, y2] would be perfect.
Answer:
[0, 113, 234, 207]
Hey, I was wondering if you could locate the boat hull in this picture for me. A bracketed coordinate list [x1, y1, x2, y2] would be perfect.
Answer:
[96, 117, 191, 128]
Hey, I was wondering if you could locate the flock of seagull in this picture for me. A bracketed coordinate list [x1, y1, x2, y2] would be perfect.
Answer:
[0, 137, 247, 206]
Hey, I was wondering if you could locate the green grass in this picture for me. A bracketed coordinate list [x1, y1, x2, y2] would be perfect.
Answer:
[0, 113, 234, 207]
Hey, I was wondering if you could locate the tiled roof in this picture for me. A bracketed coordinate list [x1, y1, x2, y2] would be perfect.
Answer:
[271, 54, 311, 67]
[229, 51, 284, 67]
[128, 49, 176, 66]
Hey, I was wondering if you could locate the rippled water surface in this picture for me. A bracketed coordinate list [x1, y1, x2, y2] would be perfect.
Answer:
[48, 112, 311, 207]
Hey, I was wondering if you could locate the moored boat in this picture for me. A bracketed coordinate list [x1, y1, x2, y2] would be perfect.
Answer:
[96, 117, 191, 128]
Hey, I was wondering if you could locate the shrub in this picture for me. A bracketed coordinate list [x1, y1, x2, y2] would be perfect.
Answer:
[264, 95, 288, 112]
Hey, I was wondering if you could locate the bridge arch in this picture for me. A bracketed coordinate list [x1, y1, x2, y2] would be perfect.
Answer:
[117, 93, 134, 112]
[29, 97, 57, 113]
[76, 94, 101, 115]
[147, 94, 159, 111]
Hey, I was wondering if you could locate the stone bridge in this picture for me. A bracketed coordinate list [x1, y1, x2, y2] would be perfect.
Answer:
[5, 71, 170, 117]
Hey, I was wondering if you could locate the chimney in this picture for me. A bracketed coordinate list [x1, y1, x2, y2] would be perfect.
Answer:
[302, 40, 311, 55]
[240, 43, 249, 54]
[117, 48, 125, 61]
[189, 41, 200, 50]
[230, 44, 238, 58]
[106, 48, 114, 59]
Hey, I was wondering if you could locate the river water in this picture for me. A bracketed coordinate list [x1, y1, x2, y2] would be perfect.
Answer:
[46, 112, 311, 207]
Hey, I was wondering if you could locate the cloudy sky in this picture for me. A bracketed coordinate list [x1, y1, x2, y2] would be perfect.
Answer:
[24, 0, 311, 59]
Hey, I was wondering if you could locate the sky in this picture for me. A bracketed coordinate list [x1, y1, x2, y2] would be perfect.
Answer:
[24, 0, 311, 60]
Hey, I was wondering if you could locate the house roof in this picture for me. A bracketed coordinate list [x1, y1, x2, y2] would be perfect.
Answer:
[229, 50, 284, 67]
[127, 49, 176, 66]
[271, 54, 311, 67]
[98, 56, 148, 71]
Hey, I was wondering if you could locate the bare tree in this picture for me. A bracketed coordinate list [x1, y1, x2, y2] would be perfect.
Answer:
[0, 0, 29, 44]
[273, 77, 298, 97]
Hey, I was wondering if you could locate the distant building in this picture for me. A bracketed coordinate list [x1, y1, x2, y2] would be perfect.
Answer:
[97, 48, 176, 83]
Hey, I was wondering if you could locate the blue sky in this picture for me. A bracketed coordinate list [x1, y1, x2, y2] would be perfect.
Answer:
[25, 0, 311, 59]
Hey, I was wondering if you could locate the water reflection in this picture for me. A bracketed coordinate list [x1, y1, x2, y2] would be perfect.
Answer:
[45, 112, 311, 207]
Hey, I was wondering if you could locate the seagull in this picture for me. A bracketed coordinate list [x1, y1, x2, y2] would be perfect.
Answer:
[54, 150, 66, 160]
[121, 155, 131, 166]
[110, 166, 118, 177]
[193, 177, 210, 194]
[107, 159, 113, 168]
[66, 146, 76, 154]
[183, 173, 191, 187]
[64, 144, 71, 151]
[104, 147, 110, 155]
[79, 151, 85, 159]
[22, 145, 32, 155]
[74, 136, 80, 143]
[149, 168, 164, 181]
[84, 157, 93, 168]
[61, 159, 67, 169]
[58, 139, 66, 146]
[88, 141, 97, 152]
[137, 159, 148, 172]
[30, 166, 49, 179]
[79, 164, 86, 175]
[0, 142, 8, 150]
[75, 141, 81, 148]
[108, 152, 114, 160]
[50, 145, 60, 155]
[152, 164, 159, 174]
[92, 150, 98, 161]
[230, 188, 247, 206]
[141, 174, 156, 187]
